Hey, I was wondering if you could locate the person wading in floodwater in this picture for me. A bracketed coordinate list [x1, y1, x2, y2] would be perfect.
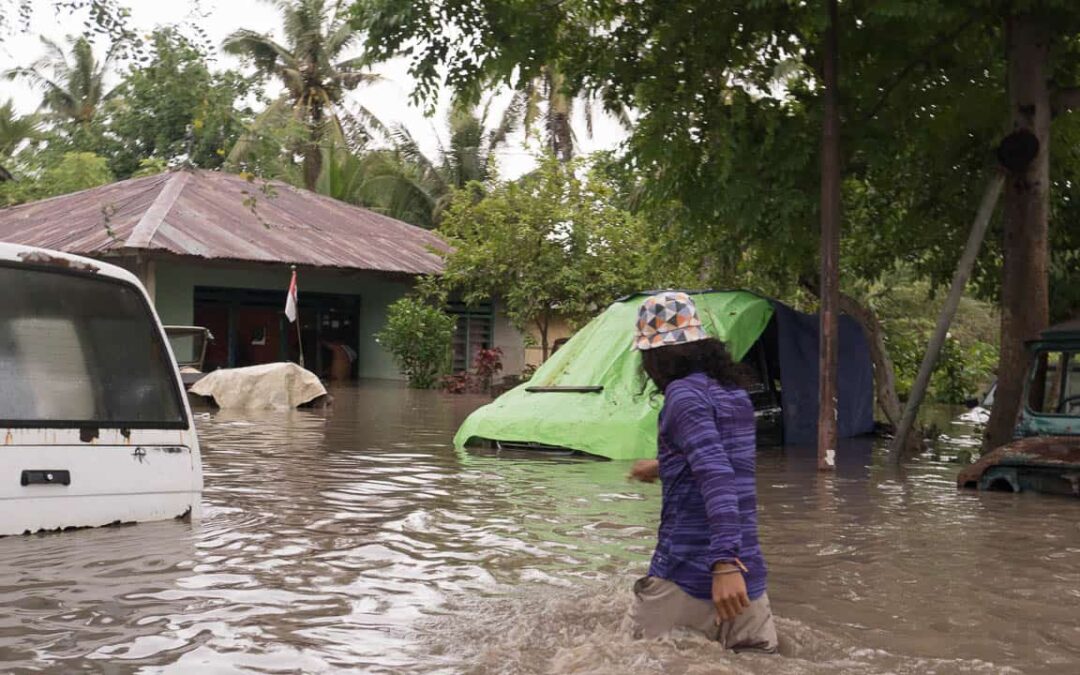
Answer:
[627, 291, 777, 653]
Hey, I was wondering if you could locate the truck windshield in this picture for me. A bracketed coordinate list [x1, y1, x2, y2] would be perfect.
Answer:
[0, 264, 187, 428]
[1028, 350, 1080, 416]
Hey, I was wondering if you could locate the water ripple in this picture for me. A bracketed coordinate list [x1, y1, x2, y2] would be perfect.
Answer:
[0, 384, 1075, 673]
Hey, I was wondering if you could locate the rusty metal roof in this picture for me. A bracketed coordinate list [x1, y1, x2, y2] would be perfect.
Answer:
[1041, 319, 1080, 341]
[0, 169, 447, 275]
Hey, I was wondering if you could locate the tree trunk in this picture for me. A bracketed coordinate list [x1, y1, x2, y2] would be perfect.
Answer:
[538, 317, 550, 362]
[984, 14, 1051, 452]
[817, 0, 841, 472]
[546, 68, 574, 162]
[304, 101, 324, 192]
[837, 292, 902, 428]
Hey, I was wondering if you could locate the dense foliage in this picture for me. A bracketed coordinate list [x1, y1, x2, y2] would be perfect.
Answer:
[436, 155, 692, 359]
[870, 275, 1000, 404]
[101, 29, 257, 178]
[224, 0, 381, 190]
[2, 27, 256, 196]
[0, 151, 113, 206]
[354, 0, 1080, 445]
[3, 0, 1076, 419]
[375, 296, 457, 388]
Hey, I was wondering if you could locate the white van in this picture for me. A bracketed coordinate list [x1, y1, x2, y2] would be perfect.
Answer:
[0, 243, 203, 535]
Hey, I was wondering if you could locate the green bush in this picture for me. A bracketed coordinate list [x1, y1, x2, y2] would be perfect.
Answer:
[376, 296, 457, 388]
[886, 329, 997, 405]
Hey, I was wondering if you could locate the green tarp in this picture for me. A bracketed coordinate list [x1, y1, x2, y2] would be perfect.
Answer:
[454, 291, 775, 460]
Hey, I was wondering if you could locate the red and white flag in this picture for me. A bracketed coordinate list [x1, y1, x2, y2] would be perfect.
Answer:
[285, 269, 298, 323]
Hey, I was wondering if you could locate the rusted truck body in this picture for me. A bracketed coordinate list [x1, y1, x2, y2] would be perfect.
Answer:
[959, 319, 1080, 496]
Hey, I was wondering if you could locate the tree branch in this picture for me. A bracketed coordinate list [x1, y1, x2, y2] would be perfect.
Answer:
[860, 16, 977, 123]
[1052, 85, 1080, 117]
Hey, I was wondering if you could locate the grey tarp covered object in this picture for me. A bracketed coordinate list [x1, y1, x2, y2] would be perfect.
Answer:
[190, 362, 327, 409]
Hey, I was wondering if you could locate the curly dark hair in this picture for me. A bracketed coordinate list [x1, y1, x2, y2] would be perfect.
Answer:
[640, 338, 751, 393]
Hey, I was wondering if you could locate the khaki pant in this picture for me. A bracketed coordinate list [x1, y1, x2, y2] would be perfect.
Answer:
[628, 576, 778, 653]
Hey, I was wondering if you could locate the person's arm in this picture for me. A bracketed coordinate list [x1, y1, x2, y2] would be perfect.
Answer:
[629, 459, 659, 482]
[664, 383, 749, 620]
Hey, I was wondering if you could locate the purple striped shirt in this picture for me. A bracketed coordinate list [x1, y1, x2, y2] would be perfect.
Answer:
[647, 372, 767, 601]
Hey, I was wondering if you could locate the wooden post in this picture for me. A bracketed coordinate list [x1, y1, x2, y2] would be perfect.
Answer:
[135, 253, 156, 306]
[889, 172, 1005, 461]
[818, 0, 841, 471]
[292, 264, 305, 368]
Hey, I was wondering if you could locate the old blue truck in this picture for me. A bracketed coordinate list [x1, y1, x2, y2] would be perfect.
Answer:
[959, 319, 1080, 497]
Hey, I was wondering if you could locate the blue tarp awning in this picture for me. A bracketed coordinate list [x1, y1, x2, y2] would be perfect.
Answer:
[771, 302, 876, 444]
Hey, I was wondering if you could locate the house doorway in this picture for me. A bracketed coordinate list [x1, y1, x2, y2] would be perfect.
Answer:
[193, 286, 361, 379]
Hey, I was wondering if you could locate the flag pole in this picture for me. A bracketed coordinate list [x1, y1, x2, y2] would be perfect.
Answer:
[292, 265, 305, 368]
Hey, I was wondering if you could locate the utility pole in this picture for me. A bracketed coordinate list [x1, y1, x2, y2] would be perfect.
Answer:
[818, 0, 841, 472]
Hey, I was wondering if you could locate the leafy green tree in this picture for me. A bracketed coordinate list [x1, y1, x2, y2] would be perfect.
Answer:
[224, 0, 383, 190]
[398, 100, 514, 192]
[375, 295, 457, 388]
[5, 35, 120, 130]
[437, 154, 688, 359]
[101, 28, 258, 178]
[0, 151, 113, 206]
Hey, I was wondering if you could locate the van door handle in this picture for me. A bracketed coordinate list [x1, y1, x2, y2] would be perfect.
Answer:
[21, 470, 71, 486]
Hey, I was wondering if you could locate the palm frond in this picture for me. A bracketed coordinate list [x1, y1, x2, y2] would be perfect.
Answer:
[225, 95, 297, 168]
[222, 30, 296, 73]
[326, 16, 362, 58]
[389, 123, 441, 181]
[336, 68, 382, 90]
[488, 92, 524, 149]
[0, 99, 41, 156]
[34, 36, 68, 74]
[340, 102, 392, 145]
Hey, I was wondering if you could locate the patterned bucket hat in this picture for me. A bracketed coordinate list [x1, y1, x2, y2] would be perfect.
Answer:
[634, 291, 709, 351]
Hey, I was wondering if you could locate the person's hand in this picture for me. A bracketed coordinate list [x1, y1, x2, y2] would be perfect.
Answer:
[712, 564, 750, 622]
[629, 459, 659, 483]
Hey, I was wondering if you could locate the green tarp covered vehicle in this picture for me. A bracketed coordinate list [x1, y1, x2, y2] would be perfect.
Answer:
[455, 290, 876, 460]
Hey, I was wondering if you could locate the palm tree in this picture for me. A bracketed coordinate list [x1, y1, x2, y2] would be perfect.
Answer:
[0, 99, 41, 181]
[5, 36, 119, 127]
[223, 0, 382, 190]
[395, 98, 518, 196]
[318, 147, 439, 227]
[319, 98, 516, 227]
[506, 65, 633, 162]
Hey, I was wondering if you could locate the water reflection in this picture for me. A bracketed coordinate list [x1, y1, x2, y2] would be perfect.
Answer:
[0, 382, 1076, 673]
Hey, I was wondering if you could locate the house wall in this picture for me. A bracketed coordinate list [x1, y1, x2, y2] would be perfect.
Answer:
[152, 260, 414, 380]
[492, 308, 527, 377]
[523, 315, 576, 368]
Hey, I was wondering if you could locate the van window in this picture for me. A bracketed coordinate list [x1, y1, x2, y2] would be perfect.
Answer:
[0, 264, 186, 428]
[166, 331, 200, 367]
[1028, 350, 1080, 416]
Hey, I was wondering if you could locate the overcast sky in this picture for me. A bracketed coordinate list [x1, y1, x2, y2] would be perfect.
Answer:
[0, 0, 627, 178]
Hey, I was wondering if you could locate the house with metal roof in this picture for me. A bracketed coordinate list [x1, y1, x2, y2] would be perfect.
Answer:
[0, 169, 526, 380]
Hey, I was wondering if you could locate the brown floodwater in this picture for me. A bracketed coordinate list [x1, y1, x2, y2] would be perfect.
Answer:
[0, 382, 1077, 673]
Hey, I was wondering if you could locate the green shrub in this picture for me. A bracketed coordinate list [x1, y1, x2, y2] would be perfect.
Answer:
[376, 296, 457, 388]
[885, 328, 997, 405]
